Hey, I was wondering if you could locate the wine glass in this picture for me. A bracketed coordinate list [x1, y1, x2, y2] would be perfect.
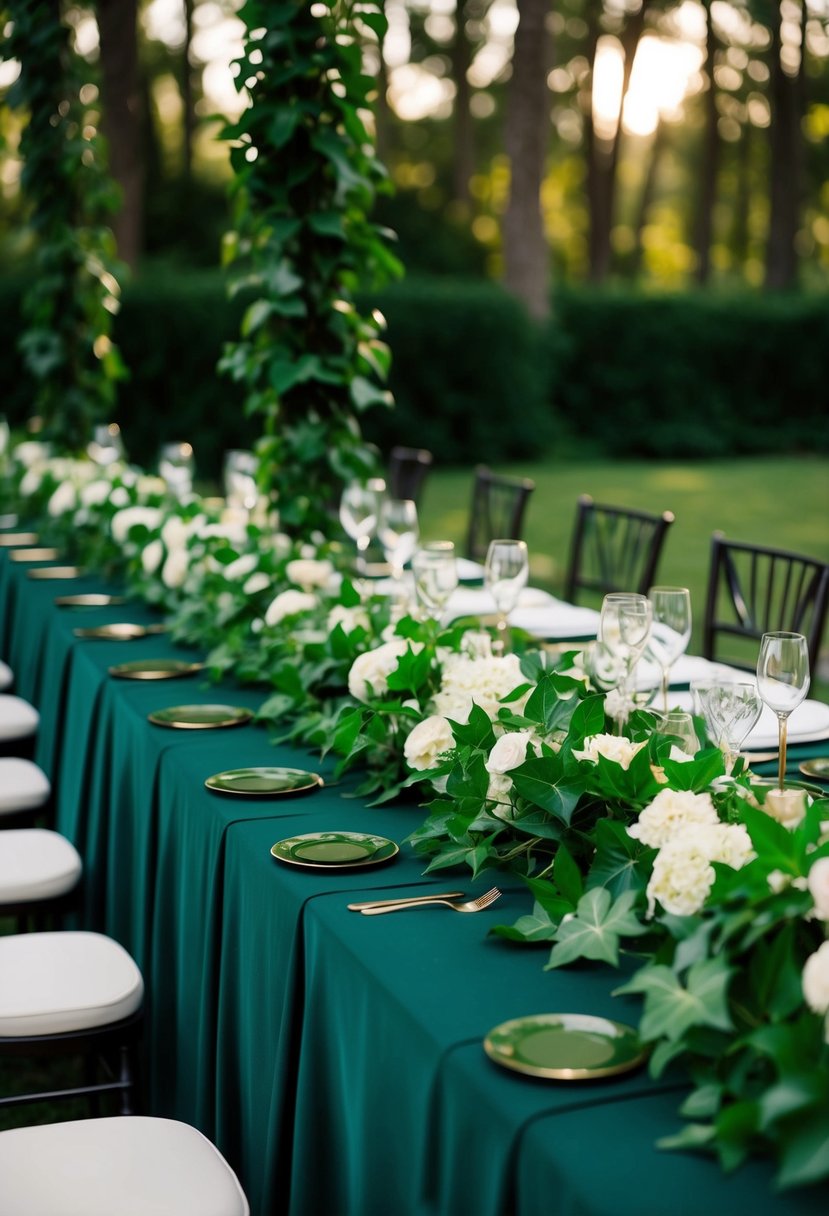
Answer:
[652, 709, 699, 758]
[339, 480, 383, 572]
[223, 449, 258, 515]
[757, 631, 810, 790]
[412, 542, 458, 622]
[88, 423, 125, 468]
[377, 498, 419, 592]
[692, 678, 762, 773]
[158, 442, 194, 500]
[648, 586, 692, 711]
[484, 539, 529, 649]
[598, 592, 653, 726]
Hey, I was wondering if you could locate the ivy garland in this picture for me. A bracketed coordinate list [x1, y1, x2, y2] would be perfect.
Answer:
[5, 0, 126, 452]
[219, 0, 401, 535]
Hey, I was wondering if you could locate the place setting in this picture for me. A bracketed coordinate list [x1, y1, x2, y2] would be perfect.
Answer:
[205, 767, 324, 797]
[109, 658, 204, 681]
[9, 546, 62, 562]
[55, 593, 128, 608]
[147, 704, 254, 730]
[0, 531, 40, 547]
[483, 1012, 648, 1083]
[270, 831, 399, 870]
[74, 621, 168, 641]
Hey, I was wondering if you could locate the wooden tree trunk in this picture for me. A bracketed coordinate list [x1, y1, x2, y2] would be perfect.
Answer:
[503, 0, 551, 319]
[732, 122, 752, 272]
[631, 120, 667, 277]
[765, 0, 802, 289]
[97, 0, 144, 269]
[694, 0, 720, 284]
[451, 0, 474, 206]
[182, 0, 195, 183]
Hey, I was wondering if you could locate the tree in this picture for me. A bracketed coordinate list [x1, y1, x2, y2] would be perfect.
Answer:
[97, 0, 144, 269]
[693, 0, 720, 284]
[764, 0, 805, 288]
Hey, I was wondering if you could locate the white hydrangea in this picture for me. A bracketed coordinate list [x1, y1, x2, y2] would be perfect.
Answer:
[803, 941, 829, 1015]
[243, 572, 271, 596]
[47, 482, 78, 517]
[79, 479, 112, 509]
[141, 540, 164, 575]
[807, 857, 829, 922]
[404, 715, 455, 772]
[646, 823, 754, 917]
[286, 558, 335, 590]
[432, 652, 525, 725]
[347, 638, 418, 703]
[629, 788, 719, 850]
[14, 440, 49, 468]
[264, 589, 317, 628]
[161, 547, 189, 589]
[224, 553, 259, 583]
[573, 733, 646, 770]
[112, 506, 164, 544]
[327, 603, 370, 635]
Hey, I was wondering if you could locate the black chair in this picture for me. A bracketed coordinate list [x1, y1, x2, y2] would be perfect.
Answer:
[388, 446, 433, 506]
[563, 495, 674, 605]
[702, 533, 829, 672]
[465, 466, 535, 562]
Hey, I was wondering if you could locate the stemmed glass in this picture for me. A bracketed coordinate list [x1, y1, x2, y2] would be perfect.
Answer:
[484, 539, 529, 650]
[598, 593, 653, 727]
[223, 449, 258, 516]
[339, 480, 384, 572]
[691, 679, 762, 772]
[88, 423, 125, 468]
[159, 442, 194, 500]
[377, 498, 419, 594]
[648, 586, 692, 710]
[757, 631, 810, 790]
[412, 542, 458, 622]
[652, 709, 699, 758]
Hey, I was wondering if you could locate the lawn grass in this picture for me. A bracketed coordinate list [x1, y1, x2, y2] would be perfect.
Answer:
[417, 454, 829, 684]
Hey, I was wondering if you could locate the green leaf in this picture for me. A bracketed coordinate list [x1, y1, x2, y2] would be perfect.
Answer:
[616, 957, 734, 1042]
[553, 845, 583, 906]
[511, 758, 581, 824]
[680, 1083, 722, 1120]
[489, 901, 561, 943]
[587, 818, 653, 900]
[656, 1123, 716, 1153]
[546, 888, 647, 969]
[777, 1111, 829, 1188]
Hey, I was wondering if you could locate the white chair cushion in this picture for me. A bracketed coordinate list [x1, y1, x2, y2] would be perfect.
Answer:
[0, 1117, 249, 1216]
[0, 694, 39, 741]
[0, 660, 12, 691]
[0, 758, 51, 814]
[0, 931, 143, 1037]
[0, 829, 81, 902]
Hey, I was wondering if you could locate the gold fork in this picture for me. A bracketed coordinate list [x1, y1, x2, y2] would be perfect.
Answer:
[360, 888, 501, 916]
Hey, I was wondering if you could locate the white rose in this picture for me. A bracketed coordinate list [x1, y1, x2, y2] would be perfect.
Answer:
[161, 547, 189, 589]
[19, 467, 44, 497]
[573, 733, 646, 770]
[160, 515, 190, 551]
[808, 857, 829, 922]
[404, 715, 455, 772]
[487, 770, 515, 807]
[265, 589, 317, 627]
[243, 572, 271, 596]
[802, 941, 829, 1014]
[136, 474, 167, 498]
[328, 604, 370, 635]
[486, 731, 536, 775]
[79, 479, 112, 508]
[47, 482, 78, 517]
[110, 486, 130, 508]
[141, 540, 164, 575]
[112, 506, 164, 544]
[347, 639, 414, 703]
[286, 558, 335, 590]
[224, 553, 259, 583]
[629, 788, 719, 850]
[760, 787, 808, 829]
[14, 440, 49, 468]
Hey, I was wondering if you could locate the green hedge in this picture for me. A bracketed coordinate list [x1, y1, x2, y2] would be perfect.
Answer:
[0, 272, 826, 476]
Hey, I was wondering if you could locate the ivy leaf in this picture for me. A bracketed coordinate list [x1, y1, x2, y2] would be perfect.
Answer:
[447, 703, 496, 751]
[587, 818, 653, 900]
[545, 888, 647, 969]
[511, 757, 581, 824]
[553, 845, 583, 906]
[567, 693, 606, 742]
[656, 1122, 717, 1153]
[776, 1111, 829, 1188]
[489, 900, 562, 943]
[616, 957, 734, 1042]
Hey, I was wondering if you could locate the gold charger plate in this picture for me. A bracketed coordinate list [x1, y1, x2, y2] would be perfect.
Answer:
[484, 1013, 647, 1081]
[109, 658, 204, 681]
[0, 532, 40, 547]
[11, 547, 62, 562]
[148, 703, 253, 730]
[28, 565, 85, 580]
[799, 758, 829, 782]
[74, 622, 167, 640]
[206, 767, 323, 797]
[56, 593, 128, 608]
[270, 831, 398, 870]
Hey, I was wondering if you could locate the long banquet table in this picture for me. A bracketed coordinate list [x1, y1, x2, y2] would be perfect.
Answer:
[1, 540, 828, 1216]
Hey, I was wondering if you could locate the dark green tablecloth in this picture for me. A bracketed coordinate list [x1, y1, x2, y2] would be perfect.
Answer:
[1, 542, 827, 1216]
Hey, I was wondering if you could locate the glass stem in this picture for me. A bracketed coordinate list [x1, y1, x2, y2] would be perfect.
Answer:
[777, 713, 788, 791]
[661, 668, 669, 712]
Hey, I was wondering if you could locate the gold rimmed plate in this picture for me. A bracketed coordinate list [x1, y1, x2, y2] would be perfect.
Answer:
[28, 565, 85, 580]
[12, 547, 62, 562]
[56, 593, 128, 608]
[148, 704, 253, 730]
[270, 831, 398, 870]
[110, 658, 204, 681]
[0, 532, 40, 547]
[74, 622, 167, 641]
[206, 767, 323, 797]
[799, 758, 829, 782]
[484, 1013, 648, 1081]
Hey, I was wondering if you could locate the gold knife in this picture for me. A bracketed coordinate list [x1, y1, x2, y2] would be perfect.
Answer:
[347, 891, 464, 912]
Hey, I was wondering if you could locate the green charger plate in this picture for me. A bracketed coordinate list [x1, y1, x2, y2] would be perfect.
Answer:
[0, 532, 39, 547]
[27, 565, 85, 580]
[75, 622, 167, 640]
[484, 1013, 647, 1081]
[206, 767, 323, 797]
[148, 704, 253, 730]
[10, 547, 61, 562]
[270, 831, 398, 869]
[56, 593, 127, 608]
[799, 758, 829, 782]
[110, 658, 203, 681]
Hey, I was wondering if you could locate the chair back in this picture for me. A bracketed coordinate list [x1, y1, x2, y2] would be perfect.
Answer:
[563, 495, 674, 605]
[388, 446, 433, 506]
[702, 533, 829, 672]
[465, 466, 535, 562]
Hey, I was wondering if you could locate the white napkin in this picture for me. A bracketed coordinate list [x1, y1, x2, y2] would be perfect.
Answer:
[508, 602, 602, 641]
[444, 585, 555, 623]
[634, 655, 745, 691]
[456, 558, 485, 583]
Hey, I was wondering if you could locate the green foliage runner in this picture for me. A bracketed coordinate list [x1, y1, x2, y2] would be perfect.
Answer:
[220, 0, 401, 534]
